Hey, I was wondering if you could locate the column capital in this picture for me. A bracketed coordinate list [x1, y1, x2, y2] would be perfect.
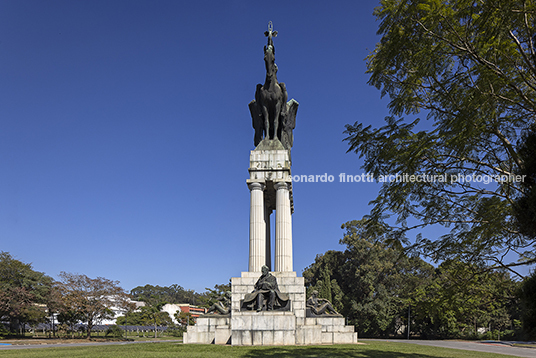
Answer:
[248, 182, 265, 191]
[274, 181, 290, 191]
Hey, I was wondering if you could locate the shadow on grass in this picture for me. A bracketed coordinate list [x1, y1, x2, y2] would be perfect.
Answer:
[238, 345, 439, 358]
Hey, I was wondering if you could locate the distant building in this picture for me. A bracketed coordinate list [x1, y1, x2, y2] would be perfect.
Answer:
[100, 299, 145, 325]
[162, 303, 207, 324]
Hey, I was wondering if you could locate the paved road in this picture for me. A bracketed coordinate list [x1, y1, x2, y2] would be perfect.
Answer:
[362, 339, 536, 358]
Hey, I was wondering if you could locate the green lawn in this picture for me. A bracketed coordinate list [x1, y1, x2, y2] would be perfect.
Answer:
[0, 341, 523, 358]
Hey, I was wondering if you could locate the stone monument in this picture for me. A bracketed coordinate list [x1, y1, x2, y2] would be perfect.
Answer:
[183, 22, 358, 346]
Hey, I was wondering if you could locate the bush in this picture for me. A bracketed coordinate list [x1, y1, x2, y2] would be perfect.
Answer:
[166, 327, 185, 337]
[105, 325, 124, 338]
[0, 325, 9, 338]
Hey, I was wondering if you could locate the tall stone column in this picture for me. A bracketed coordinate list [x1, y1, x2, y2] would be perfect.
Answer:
[265, 206, 272, 270]
[274, 181, 293, 272]
[248, 182, 265, 272]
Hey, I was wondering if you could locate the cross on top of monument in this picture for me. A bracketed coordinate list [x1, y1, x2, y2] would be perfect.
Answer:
[264, 21, 277, 47]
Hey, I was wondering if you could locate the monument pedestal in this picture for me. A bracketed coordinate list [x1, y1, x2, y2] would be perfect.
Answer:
[184, 270, 357, 345]
[183, 315, 231, 345]
[230, 271, 304, 346]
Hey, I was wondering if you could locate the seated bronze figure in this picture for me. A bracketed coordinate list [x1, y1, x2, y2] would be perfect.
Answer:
[242, 265, 290, 311]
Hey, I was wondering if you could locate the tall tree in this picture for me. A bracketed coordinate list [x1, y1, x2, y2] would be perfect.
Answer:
[116, 311, 145, 326]
[0, 252, 54, 333]
[130, 284, 202, 305]
[304, 220, 435, 337]
[411, 260, 518, 338]
[518, 270, 536, 339]
[139, 304, 172, 338]
[513, 124, 536, 239]
[56, 272, 133, 339]
[175, 310, 195, 326]
[204, 282, 232, 308]
[345, 0, 536, 275]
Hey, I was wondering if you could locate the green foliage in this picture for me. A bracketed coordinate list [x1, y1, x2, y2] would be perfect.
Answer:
[345, 0, 536, 274]
[204, 282, 232, 307]
[175, 311, 195, 326]
[305, 221, 521, 339]
[518, 270, 536, 339]
[57, 309, 84, 327]
[56, 272, 132, 339]
[0, 252, 55, 332]
[105, 325, 124, 338]
[166, 327, 185, 337]
[0, 325, 9, 337]
[57, 309, 85, 338]
[139, 304, 173, 327]
[514, 124, 536, 239]
[411, 260, 519, 339]
[117, 301, 173, 338]
[130, 284, 205, 306]
[304, 220, 435, 337]
[116, 311, 144, 326]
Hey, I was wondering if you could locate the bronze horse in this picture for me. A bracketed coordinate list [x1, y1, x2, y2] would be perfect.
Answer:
[257, 44, 287, 141]
[249, 22, 298, 149]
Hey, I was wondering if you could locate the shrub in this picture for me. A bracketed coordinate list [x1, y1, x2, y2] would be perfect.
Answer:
[105, 325, 124, 338]
[166, 327, 185, 337]
[0, 325, 9, 338]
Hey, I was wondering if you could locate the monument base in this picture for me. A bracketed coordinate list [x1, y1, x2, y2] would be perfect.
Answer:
[184, 271, 358, 345]
[183, 316, 231, 345]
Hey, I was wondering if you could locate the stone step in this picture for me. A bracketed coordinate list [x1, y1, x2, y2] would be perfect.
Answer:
[321, 331, 358, 344]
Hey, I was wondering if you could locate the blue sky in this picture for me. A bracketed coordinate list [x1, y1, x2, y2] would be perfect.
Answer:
[1, 0, 518, 293]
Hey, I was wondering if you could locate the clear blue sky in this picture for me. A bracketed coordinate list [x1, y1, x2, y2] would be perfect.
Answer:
[0, 0, 510, 293]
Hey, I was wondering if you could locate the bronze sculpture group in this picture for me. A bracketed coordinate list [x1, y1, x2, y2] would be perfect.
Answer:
[206, 269, 341, 316]
[211, 22, 338, 318]
[249, 21, 298, 150]
[206, 291, 231, 315]
[306, 290, 340, 316]
[242, 265, 289, 311]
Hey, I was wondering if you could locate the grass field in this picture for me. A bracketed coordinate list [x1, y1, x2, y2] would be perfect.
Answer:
[0, 341, 524, 358]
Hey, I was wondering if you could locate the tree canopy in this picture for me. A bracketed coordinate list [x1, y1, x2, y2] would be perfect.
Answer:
[345, 0, 536, 276]
[304, 222, 520, 338]
[518, 270, 536, 339]
[411, 259, 518, 338]
[56, 272, 133, 339]
[130, 284, 205, 306]
[0, 252, 55, 332]
[304, 220, 435, 337]
[513, 124, 536, 239]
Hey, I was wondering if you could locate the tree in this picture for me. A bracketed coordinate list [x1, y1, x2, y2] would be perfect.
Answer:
[175, 310, 195, 326]
[56, 309, 84, 338]
[116, 311, 145, 326]
[56, 272, 132, 339]
[303, 251, 345, 313]
[513, 124, 536, 239]
[518, 270, 536, 339]
[304, 223, 520, 338]
[139, 302, 172, 338]
[411, 260, 518, 338]
[345, 0, 536, 276]
[304, 220, 435, 337]
[0, 252, 55, 333]
[203, 282, 232, 308]
[116, 306, 173, 331]
[130, 284, 202, 305]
